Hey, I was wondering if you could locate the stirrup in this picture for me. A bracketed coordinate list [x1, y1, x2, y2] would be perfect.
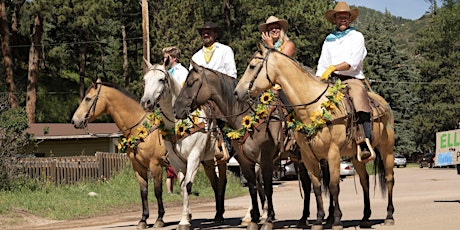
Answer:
[215, 142, 230, 162]
[357, 138, 376, 163]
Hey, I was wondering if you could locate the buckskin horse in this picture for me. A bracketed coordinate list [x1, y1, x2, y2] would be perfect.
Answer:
[140, 60, 227, 230]
[234, 43, 395, 230]
[71, 79, 167, 229]
[173, 61, 314, 230]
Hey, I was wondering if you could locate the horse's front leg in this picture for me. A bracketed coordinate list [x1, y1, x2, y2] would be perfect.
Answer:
[296, 161, 311, 227]
[260, 161, 275, 230]
[306, 162, 325, 230]
[239, 161, 260, 230]
[150, 164, 166, 228]
[202, 159, 227, 223]
[177, 158, 200, 230]
[328, 163, 343, 230]
[133, 167, 150, 229]
[352, 159, 372, 228]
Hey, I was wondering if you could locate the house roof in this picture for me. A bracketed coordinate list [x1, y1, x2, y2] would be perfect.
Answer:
[26, 123, 122, 140]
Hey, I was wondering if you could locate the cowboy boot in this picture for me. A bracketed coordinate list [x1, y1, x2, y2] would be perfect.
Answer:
[357, 112, 376, 162]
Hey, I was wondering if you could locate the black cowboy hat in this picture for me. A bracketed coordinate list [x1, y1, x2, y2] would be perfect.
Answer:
[197, 21, 223, 37]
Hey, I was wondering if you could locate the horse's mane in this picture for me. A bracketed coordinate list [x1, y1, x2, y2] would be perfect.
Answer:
[96, 82, 139, 102]
[200, 66, 243, 107]
[268, 48, 317, 78]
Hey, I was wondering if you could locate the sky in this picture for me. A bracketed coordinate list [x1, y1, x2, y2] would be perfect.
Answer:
[345, 0, 435, 20]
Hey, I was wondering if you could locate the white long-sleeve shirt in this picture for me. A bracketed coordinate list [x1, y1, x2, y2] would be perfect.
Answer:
[169, 63, 188, 86]
[190, 42, 237, 78]
[316, 30, 367, 79]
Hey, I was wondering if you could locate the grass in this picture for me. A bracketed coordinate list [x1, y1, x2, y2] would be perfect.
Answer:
[0, 164, 247, 220]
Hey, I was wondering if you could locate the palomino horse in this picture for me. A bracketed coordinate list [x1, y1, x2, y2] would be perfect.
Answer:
[173, 61, 313, 230]
[140, 61, 227, 230]
[71, 79, 167, 229]
[234, 43, 395, 230]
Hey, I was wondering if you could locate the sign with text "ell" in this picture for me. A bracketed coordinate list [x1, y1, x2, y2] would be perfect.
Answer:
[436, 129, 460, 166]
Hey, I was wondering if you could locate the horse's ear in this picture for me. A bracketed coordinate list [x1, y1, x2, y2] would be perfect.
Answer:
[191, 60, 200, 72]
[258, 42, 267, 53]
[143, 57, 153, 70]
[92, 78, 102, 89]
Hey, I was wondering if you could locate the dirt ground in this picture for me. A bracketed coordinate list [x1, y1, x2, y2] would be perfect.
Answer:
[2, 167, 460, 230]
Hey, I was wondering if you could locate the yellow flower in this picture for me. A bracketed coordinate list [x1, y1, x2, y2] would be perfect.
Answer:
[117, 142, 123, 151]
[286, 112, 295, 123]
[295, 123, 304, 132]
[333, 91, 344, 102]
[160, 130, 167, 136]
[241, 115, 254, 129]
[321, 100, 337, 111]
[191, 115, 199, 125]
[260, 91, 273, 104]
[227, 131, 242, 139]
[137, 127, 148, 139]
[310, 110, 326, 126]
[175, 123, 187, 136]
[256, 108, 268, 119]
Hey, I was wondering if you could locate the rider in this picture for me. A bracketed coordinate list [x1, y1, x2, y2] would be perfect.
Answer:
[191, 21, 237, 161]
[316, 1, 375, 161]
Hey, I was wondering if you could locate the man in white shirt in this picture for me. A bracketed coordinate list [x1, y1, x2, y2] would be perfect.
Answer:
[191, 21, 237, 78]
[163, 46, 188, 87]
[316, 2, 374, 161]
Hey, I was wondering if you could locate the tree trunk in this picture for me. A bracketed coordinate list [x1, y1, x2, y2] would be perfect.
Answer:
[122, 23, 128, 87]
[0, 0, 18, 108]
[141, 0, 150, 74]
[26, 14, 43, 124]
[79, 44, 88, 102]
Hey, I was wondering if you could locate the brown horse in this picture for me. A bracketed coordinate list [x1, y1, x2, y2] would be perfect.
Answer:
[71, 79, 167, 229]
[173, 61, 314, 230]
[234, 43, 395, 230]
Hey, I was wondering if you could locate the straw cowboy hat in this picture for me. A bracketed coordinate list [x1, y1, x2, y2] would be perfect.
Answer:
[325, 2, 359, 24]
[197, 21, 223, 37]
[258, 16, 289, 33]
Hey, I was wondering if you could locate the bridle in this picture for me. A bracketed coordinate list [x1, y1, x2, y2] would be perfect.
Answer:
[247, 48, 329, 108]
[82, 82, 147, 136]
[147, 67, 175, 123]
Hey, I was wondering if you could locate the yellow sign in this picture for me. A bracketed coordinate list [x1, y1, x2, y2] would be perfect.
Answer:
[435, 129, 460, 166]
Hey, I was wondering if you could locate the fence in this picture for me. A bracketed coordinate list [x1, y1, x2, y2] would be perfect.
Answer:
[19, 152, 130, 185]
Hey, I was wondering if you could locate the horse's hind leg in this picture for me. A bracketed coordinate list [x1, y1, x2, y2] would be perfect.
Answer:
[351, 159, 372, 228]
[376, 144, 395, 225]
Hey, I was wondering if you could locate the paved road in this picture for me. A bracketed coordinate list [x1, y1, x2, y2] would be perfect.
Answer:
[26, 167, 460, 230]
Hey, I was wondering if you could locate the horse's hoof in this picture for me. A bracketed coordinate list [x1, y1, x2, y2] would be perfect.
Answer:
[332, 225, 343, 230]
[241, 218, 251, 226]
[296, 219, 309, 228]
[247, 222, 259, 230]
[384, 219, 395, 226]
[214, 215, 224, 224]
[311, 225, 323, 230]
[359, 220, 372, 228]
[153, 220, 165, 228]
[137, 221, 147, 229]
[260, 222, 273, 230]
[177, 224, 191, 230]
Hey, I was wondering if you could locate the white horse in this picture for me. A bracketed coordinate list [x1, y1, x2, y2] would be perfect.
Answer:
[140, 60, 227, 230]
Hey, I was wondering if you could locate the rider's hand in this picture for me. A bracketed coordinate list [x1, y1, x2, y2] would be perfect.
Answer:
[321, 65, 336, 81]
[261, 32, 273, 48]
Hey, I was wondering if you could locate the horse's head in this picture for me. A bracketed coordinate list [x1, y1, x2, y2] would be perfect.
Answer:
[140, 58, 170, 111]
[234, 43, 276, 102]
[71, 79, 105, 129]
[173, 61, 209, 119]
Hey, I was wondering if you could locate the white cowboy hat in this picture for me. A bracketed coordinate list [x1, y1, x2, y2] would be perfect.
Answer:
[325, 2, 359, 24]
[258, 16, 289, 33]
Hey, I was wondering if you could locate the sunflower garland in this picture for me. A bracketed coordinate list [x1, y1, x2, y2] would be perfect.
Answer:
[117, 108, 201, 152]
[223, 90, 275, 140]
[286, 80, 346, 137]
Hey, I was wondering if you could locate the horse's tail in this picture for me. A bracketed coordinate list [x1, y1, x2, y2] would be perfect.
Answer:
[373, 148, 387, 195]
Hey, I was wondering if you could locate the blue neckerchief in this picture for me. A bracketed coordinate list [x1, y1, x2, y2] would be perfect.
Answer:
[274, 40, 282, 50]
[325, 27, 355, 42]
[168, 67, 175, 76]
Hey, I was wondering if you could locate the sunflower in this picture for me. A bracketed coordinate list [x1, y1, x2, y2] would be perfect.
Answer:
[333, 91, 344, 102]
[241, 115, 254, 129]
[137, 127, 148, 139]
[175, 122, 188, 136]
[310, 110, 326, 127]
[321, 100, 337, 111]
[227, 131, 242, 139]
[256, 107, 268, 119]
[191, 115, 199, 125]
[260, 91, 273, 104]
[286, 112, 296, 123]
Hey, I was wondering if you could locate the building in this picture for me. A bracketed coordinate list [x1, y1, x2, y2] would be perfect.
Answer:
[25, 123, 121, 157]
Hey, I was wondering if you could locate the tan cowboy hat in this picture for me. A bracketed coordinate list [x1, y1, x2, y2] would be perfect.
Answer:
[197, 21, 223, 37]
[325, 2, 359, 24]
[258, 16, 289, 33]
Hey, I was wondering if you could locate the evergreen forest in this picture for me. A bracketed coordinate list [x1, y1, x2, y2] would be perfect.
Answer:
[1, 0, 459, 158]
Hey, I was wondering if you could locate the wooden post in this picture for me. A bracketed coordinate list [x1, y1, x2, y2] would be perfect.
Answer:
[141, 0, 150, 75]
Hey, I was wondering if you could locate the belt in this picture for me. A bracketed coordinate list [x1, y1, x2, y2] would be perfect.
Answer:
[331, 73, 354, 81]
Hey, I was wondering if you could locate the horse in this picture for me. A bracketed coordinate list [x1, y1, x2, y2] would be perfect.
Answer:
[140, 60, 227, 230]
[71, 79, 167, 229]
[173, 61, 314, 230]
[234, 43, 395, 230]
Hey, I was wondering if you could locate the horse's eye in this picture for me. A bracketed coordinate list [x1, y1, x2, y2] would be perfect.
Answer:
[85, 97, 92, 102]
